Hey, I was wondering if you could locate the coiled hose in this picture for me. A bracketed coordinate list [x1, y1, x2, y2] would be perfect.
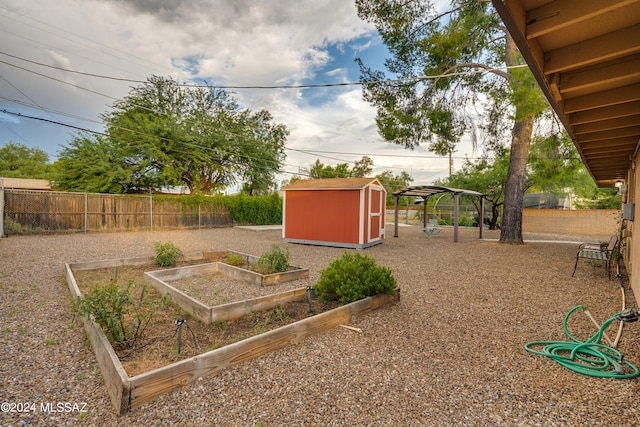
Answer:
[524, 305, 639, 378]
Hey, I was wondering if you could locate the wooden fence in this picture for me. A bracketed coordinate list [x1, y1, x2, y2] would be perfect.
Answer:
[1, 189, 232, 235]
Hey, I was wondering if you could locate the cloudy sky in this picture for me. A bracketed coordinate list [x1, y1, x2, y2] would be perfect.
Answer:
[0, 0, 474, 189]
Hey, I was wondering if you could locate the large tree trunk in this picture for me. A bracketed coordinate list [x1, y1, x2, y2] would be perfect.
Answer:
[499, 115, 534, 243]
[498, 30, 536, 244]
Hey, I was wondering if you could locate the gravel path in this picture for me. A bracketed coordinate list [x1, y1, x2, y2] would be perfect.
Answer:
[1, 226, 639, 426]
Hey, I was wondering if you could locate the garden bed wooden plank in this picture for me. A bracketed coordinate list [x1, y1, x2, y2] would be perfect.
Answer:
[65, 262, 130, 415]
[83, 316, 131, 415]
[210, 287, 309, 322]
[128, 303, 352, 409]
[143, 270, 212, 323]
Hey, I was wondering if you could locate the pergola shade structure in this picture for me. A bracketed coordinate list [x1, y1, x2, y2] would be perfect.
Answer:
[392, 186, 485, 242]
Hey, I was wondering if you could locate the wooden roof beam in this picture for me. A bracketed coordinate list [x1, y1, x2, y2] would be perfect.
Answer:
[578, 127, 640, 143]
[583, 146, 635, 155]
[568, 101, 640, 125]
[560, 55, 640, 94]
[573, 115, 640, 135]
[544, 23, 640, 74]
[564, 83, 640, 113]
[526, 0, 637, 39]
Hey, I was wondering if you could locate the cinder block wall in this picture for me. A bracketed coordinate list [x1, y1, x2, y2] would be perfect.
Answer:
[522, 209, 618, 236]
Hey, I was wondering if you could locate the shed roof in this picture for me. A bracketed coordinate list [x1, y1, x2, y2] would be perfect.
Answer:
[282, 177, 383, 191]
[393, 185, 484, 198]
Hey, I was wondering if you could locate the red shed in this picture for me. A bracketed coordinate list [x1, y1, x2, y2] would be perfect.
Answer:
[282, 177, 386, 249]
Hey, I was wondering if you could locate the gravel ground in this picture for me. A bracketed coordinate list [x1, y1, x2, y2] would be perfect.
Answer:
[1, 225, 639, 426]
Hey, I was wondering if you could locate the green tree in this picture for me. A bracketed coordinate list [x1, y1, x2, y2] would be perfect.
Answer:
[376, 170, 413, 206]
[239, 110, 290, 195]
[56, 76, 287, 194]
[527, 132, 620, 209]
[352, 156, 374, 177]
[0, 142, 52, 179]
[528, 132, 584, 195]
[53, 133, 160, 193]
[303, 156, 374, 179]
[356, 0, 549, 243]
[437, 152, 509, 229]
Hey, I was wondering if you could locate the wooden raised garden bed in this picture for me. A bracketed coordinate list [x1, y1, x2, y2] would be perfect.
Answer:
[223, 249, 309, 286]
[65, 251, 398, 415]
[144, 263, 310, 325]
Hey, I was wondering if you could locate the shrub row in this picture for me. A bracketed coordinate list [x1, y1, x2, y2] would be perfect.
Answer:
[159, 192, 282, 225]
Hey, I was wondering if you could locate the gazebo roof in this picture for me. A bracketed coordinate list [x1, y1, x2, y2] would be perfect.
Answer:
[393, 185, 484, 198]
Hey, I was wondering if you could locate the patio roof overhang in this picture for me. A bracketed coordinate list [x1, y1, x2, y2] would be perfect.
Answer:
[492, 0, 640, 188]
[391, 186, 485, 242]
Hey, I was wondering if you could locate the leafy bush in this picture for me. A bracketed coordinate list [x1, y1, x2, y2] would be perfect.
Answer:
[218, 193, 282, 225]
[314, 252, 397, 304]
[154, 241, 181, 267]
[225, 252, 246, 267]
[257, 245, 290, 274]
[72, 280, 170, 348]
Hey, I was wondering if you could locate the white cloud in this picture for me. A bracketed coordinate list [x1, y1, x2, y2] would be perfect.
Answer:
[0, 0, 462, 187]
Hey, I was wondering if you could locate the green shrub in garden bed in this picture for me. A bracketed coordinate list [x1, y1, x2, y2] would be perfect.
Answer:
[314, 252, 397, 304]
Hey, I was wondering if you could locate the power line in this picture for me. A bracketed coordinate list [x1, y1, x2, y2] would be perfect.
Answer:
[0, 50, 529, 90]
[2, 108, 578, 168]
[1, 109, 109, 136]
[287, 147, 474, 160]
[0, 59, 119, 100]
[0, 108, 452, 180]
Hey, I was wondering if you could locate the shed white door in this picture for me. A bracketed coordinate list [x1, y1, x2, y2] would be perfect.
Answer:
[368, 186, 384, 242]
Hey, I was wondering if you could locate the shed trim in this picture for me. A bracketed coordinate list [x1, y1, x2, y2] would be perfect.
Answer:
[282, 177, 382, 191]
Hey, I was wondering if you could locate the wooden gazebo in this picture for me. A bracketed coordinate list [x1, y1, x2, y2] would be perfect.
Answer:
[392, 186, 485, 242]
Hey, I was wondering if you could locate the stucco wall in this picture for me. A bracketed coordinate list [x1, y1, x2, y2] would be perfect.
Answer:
[625, 161, 637, 307]
[522, 208, 619, 236]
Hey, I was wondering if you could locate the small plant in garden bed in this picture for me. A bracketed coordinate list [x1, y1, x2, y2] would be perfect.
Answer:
[72, 280, 171, 350]
[314, 252, 397, 304]
[256, 245, 290, 274]
[247, 304, 291, 334]
[225, 252, 246, 267]
[154, 241, 182, 267]
[224, 246, 294, 274]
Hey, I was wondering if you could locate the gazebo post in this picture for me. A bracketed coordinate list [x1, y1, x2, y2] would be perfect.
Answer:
[479, 196, 485, 239]
[453, 192, 460, 243]
[423, 196, 428, 228]
[394, 194, 399, 238]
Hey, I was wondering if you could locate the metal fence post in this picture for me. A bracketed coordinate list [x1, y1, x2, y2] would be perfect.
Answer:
[84, 193, 88, 234]
[0, 177, 5, 237]
[149, 192, 153, 231]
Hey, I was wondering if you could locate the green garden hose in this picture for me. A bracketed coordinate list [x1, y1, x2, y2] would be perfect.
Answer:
[524, 305, 639, 379]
